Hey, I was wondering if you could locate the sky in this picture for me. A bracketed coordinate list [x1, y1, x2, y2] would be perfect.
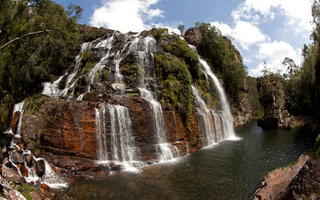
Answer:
[53, 0, 314, 77]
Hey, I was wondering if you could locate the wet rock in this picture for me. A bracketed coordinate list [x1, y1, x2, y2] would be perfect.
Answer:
[111, 165, 121, 171]
[10, 112, 21, 134]
[10, 151, 24, 164]
[111, 83, 126, 94]
[35, 160, 46, 177]
[19, 165, 28, 177]
[21, 115, 39, 143]
[2, 159, 21, 182]
[24, 154, 35, 168]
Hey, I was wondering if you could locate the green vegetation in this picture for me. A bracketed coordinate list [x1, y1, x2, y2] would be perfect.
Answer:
[195, 23, 247, 110]
[152, 28, 168, 40]
[0, 0, 81, 144]
[155, 54, 192, 123]
[16, 182, 39, 200]
[247, 77, 264, 118]
[25, 94, 46, 115]
[284, 45, 317, 116]
[257, 73, 286, 112]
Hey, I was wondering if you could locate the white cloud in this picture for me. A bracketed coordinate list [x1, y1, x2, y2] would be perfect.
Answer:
[210, 21, 232, 35]
[232, 21, 268, 50]
[233, 0, 313, 33]
[89, 0, 163, 33]
[212, 20, 268, 50]
[250, 41, 302, 76]
[153, 23, 180, 35]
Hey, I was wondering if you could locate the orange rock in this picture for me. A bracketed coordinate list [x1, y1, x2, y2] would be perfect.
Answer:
[19, 165, 28, 177]
[41, 183, 49, 190]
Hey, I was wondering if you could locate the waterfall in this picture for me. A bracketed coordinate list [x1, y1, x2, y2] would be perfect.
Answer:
[188, 44, 236, 139]
[7, 103, 67, 189]
[6, 101, 26, 138]
[42, 42, 93, 97]
[87, 35, 114, 92]
[198, 59, 236, 138]
[129, 36, 178, 161]
[95, 104, 143, 171]
[95, 107, 108, 161]
[191, 86, 216, 145]
[8, 147, 67, 189]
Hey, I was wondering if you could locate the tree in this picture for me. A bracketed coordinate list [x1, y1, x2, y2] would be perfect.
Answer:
[178, 24, 185, 35]
[0, 0, 80, 132]
[282, 57, 298, 78]
[67, 3, 83, 22]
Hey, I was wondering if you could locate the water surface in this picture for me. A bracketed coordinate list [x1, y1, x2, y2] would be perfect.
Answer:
[56, 121, 316, 200]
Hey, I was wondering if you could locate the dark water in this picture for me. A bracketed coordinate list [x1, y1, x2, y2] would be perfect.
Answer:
[56, 121, 316, 200]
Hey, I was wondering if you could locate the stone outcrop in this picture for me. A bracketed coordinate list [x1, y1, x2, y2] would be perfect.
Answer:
[257, 74, 286, 129]
[15, 94, 203, 175]
[252, 154, 320, 200]
[184, 27, 202, 46]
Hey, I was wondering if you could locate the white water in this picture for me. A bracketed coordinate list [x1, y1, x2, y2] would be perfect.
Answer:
[198, 59, 235, 138]
[129, 36, 177, 161]
[188, 44, 236, 139]
[191, 86, 217, 145]
[95, 104, 144, 171]
[9, 101, 26, 138]
[42, 42, 92, 97]
[9, 145, 67, 189]
[87, 35, 114, 91]
[7, 103, 67, 189]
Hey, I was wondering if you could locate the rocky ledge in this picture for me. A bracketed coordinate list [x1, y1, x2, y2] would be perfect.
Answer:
[252, 154, 320, 200]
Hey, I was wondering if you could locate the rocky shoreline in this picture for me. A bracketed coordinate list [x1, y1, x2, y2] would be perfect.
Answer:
[252, 154, 320, 200]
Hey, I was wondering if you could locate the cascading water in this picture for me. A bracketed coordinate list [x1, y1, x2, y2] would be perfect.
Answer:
[88, 35, 115, 88]
[11, 101, 25, 138]
[198, 59, 236, 139]
[191, 86, 216, 145]
[188, 44, 236, 139]
[42, 42, 93, 98]
[6, 103, 67, 188]
[129, 36, 178, 161]
[95, 104, 143, 171]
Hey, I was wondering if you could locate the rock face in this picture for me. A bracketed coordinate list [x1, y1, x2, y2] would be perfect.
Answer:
[252, 154, 320, 200]
[257, 74, 286, 129]
[234, 78, 253, 127]
[184, 27, 202, 46]
[7, 27, 240, 180]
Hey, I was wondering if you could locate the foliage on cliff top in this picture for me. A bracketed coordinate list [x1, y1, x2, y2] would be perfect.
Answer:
[0, 0, 80, 134]
[154, 32, 222, 124]
[195, 23, 246, 110]
[247, 77, 264, 118]
[155, 54, 192, 123]
[257, 72, 286, 111]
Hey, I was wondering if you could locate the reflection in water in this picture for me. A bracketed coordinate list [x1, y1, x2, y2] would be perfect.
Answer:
[56, 121, 316, 200]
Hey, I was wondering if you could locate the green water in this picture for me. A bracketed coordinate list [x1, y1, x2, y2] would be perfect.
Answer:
[56, 121, 316, 200]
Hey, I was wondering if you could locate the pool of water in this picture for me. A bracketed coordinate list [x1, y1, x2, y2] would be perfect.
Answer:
[56, 121, 316, 200]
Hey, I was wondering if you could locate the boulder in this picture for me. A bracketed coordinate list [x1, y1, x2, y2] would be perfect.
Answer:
[35, 160, 46, 177]
[10, 151, 24, 164]
[19, 165, 28, 177]
[2, 158, 21, 182]
[184, 27, 202, 46]
[24, 154, 35, 168]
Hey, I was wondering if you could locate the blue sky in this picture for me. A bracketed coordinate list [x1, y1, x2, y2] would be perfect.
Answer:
[53, 0, 314, 76]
